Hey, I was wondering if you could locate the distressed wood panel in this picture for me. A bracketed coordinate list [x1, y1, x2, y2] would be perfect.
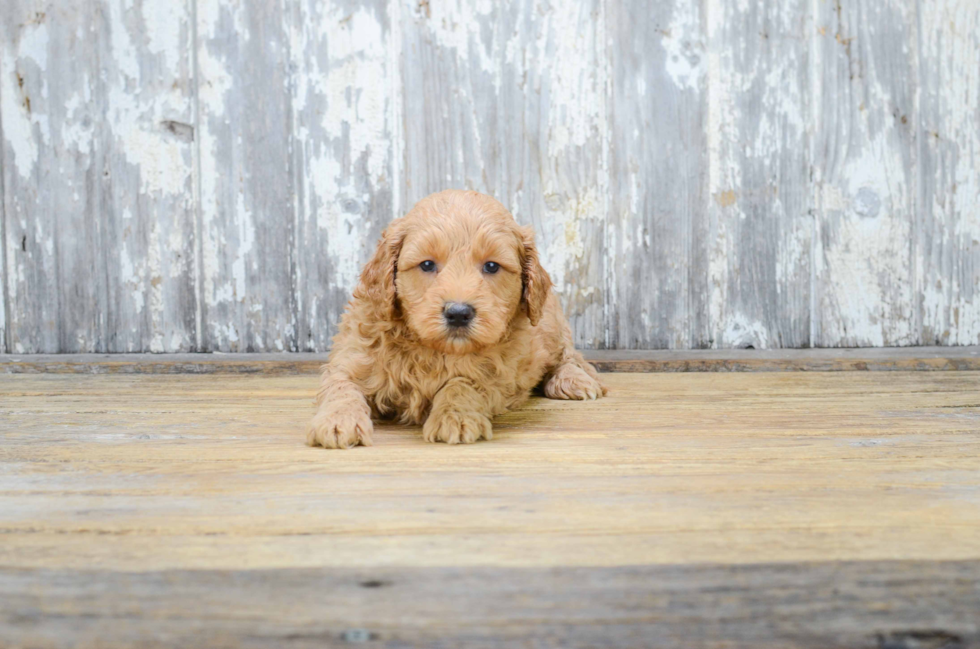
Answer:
[811, 0, 919, 347]
[196, 0, 296, 352]
[0, 119, 6, 353]
[2, 372, 980, 647]
[3, 0, 980, 352]
[706, 0, 811, 349]
[287, 0, 393, 351]
[0, 2, 197, 354]
[3, 562, 979, 648]
[918, 1, 980, 346]
[496, 0, 607, 349]
[2, 371, 980, 572]
[1, 2, 109, 353]
[399, 0, 607, 349]
[606, 0, 708, 349]
[100, 0, 197, 352]
[4, 346, 980, 374]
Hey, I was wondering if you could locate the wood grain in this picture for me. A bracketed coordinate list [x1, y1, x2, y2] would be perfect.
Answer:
[606, 0, 708, 349]
[3, 346, 980, 374]
[2, 562, 978, 648]
[196, 0, 296, 352]
[706, 0, 811, 349]
[918, 1, 980, 346]
[811, 0, 918, 347]
[2, 372, 979, 570]
[287, 0, 393, 352]
[101, 0, 198, 353]
[3, 1, 980, 352]
[1, 1, 199, 354]
[1, 371, 979, 646]
[2, 1, 109, 353]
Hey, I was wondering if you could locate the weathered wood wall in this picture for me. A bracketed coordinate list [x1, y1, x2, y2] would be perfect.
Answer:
[1, 0, 978, 352]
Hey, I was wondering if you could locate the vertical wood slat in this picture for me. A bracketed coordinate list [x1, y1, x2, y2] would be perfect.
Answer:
[287, 0, 393, 352]
[706, 0, 811, 349]
[606, 0, 708, 349]
[2, 2, 108, 353]
[101, 0, 198, 352]
[500, 0, 607, 350]
[196, 0, 297, 352]
[811, 0, 919, 347]
[0, 94, 6, 353]
[918, 1, 980, 345]
[1, 1, 197, 354]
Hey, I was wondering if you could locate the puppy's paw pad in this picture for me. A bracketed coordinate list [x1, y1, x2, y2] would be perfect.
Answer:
[306, 410, 374, 449]
[544, 365, 605, 401]
[423, 410, 492, 445]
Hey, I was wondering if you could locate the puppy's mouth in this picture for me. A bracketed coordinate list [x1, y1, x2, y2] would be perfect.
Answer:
[446, 327, 471, 340]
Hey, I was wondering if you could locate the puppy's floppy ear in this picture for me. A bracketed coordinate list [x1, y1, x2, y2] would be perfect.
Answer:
[519, 225, 552, 326]
[357, 223, 404, 321]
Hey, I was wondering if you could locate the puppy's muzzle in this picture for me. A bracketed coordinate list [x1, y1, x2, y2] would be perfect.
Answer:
[443, 302, 476, 329]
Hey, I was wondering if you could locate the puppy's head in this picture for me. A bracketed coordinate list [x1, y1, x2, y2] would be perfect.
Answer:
[358, 190, 551, 354]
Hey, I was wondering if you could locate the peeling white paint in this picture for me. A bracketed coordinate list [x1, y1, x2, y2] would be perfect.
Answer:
[662, 2, 704, 91]
[3, 0, 979, 352]
[1, 21, 49, 179]
[293, 5, 389, 294]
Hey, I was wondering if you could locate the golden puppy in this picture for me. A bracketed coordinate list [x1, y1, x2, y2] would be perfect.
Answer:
[307, 189, 606, 448]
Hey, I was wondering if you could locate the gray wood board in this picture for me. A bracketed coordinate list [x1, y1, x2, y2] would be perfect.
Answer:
[3, 346, 979, 374]
[2, 0, 979, 352]
[1, 562, 978, 648]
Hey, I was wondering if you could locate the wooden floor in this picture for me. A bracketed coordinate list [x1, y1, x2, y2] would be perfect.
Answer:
[2, 369, 979, 647]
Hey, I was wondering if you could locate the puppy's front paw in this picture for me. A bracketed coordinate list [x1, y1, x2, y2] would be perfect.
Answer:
[422, 410, 492, 445]
[306, 409, 374, 449]
[544, 364, 605, 400]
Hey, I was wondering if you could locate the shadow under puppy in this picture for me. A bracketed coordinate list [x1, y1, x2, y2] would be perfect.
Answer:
[308, 189, 606, 449]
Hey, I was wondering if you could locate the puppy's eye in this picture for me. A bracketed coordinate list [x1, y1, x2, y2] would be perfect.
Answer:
[419, 260, 437, 273]
[482, 261, 500, 275]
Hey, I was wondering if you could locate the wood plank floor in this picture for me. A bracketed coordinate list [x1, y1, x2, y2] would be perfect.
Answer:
[2, 371, 979, 647]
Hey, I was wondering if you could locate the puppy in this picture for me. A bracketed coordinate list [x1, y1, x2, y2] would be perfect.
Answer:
[307, 189, 606, 448]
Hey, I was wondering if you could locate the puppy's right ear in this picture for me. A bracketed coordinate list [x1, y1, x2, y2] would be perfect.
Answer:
[356, 223, 404, 321]
[520, 225, 552, 326]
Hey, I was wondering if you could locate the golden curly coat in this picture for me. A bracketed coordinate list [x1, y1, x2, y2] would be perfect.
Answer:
[307, 190, 606, 448]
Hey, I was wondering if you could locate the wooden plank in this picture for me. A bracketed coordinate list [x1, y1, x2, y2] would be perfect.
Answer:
[100, 0, 198, 352]
[496, 0, 607, 349]
[811, 0, 919, 347]
[606, 0, 708, 350]
[706, 0, 811, 349]
[1, 371, 979, 645]
[398, 1, 496, 204]
[2, 371, 979, 570]
[0, 1, 197, 354]
[399, 0, 607, 349]
[3, 346, 980, 374]
[2, 562, 978, 648]
[1, 2, 109, 353]
[918, 2, 980, 346]
[286, 0, 393, 352]
[196, 0, 295, 352]
[0, 104, 6, 354]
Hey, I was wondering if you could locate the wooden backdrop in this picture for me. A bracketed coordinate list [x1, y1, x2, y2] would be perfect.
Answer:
[1, 0, 977, 353]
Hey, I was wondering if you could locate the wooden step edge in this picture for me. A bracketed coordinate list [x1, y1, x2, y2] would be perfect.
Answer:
[2, 347, 979, 374]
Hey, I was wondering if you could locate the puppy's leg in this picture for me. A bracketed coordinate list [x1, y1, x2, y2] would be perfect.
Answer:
[307, 371, 373, 449]
[543, 348, 607, 401]
[423, 378, 493, 445]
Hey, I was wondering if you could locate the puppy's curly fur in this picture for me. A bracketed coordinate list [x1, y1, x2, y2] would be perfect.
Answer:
[307, 190, 606, 448]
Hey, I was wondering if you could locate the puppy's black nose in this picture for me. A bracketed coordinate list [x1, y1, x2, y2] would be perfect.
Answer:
[444, 302, 476, 328]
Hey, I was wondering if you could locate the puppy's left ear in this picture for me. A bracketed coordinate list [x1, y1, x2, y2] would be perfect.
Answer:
[356, 222, 405, 321]
[519, 225, 552, 326]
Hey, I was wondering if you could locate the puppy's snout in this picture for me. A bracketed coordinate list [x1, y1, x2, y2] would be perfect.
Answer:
[444, 302, 476, 328]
